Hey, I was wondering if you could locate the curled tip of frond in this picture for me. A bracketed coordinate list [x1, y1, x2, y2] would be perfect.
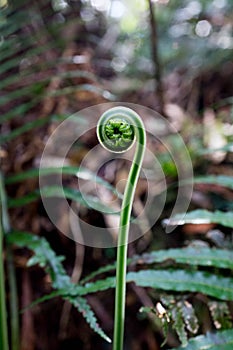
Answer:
[97, 112, 135, 153]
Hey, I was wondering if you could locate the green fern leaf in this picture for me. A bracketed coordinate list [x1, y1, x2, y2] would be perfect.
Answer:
[208, 301, 232, 330]
[81, 247, 233, 284]
[7, 231, 70, 289]
[198, 143, 233, 154]
[171, 329, 233, 349]
[8, 186, 120, 214]
[193, 175, 233, 190]
[163, 210, 233, 229]
[63, 270, 233, 301]
[66, 296, 111, 343]
[179, 300, 199, 335]
[171, 304, 188, 347]
[5, 166, 122, 199]
[7, 231, 111, 342]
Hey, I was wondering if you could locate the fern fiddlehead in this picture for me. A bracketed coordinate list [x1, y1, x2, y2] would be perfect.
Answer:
[97, 106, 146, 350]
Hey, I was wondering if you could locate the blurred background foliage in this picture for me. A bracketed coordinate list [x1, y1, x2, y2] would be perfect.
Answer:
[0, 0, 233, 349]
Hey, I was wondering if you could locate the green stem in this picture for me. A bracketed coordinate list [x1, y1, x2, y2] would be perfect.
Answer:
[6, 246, 19, 350]
[0, 171, 19, 350]
[0, 225, 9, 350]
[0, 172, 9, 350]
[97, 107, 146, 350]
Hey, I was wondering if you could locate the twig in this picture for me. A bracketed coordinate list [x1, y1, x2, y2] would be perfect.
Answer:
[147, 0, 165, 115]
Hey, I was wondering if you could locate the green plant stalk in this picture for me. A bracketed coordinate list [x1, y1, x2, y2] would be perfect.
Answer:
[0, 171, 19, 350]
[6, 246, 19, 350]
[0, 173, 9, 350]
[97, 107, 146, 350]
[0, 226, 9, 350]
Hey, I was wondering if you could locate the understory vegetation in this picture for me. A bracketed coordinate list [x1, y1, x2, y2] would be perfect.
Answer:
[0, 0, 233, 349]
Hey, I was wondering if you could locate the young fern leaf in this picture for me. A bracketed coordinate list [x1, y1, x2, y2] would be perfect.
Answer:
[97, 106, 146, 350]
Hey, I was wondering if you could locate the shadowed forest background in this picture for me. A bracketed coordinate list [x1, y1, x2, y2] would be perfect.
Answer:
[0, 0, 233, 349]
